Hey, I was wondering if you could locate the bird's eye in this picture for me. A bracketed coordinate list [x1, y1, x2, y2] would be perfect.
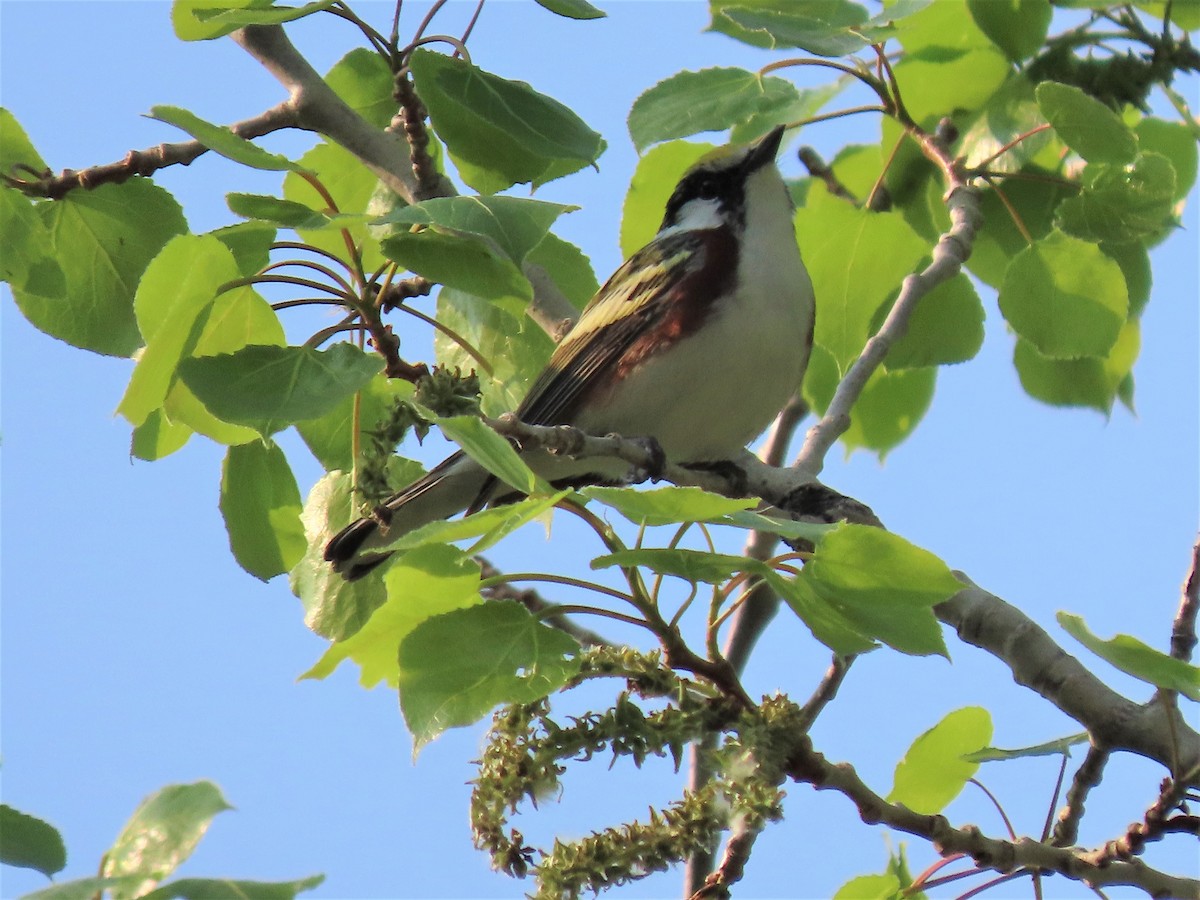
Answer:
[693, 174, 720, 199]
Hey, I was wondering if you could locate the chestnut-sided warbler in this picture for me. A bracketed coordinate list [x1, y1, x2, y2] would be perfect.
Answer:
[327, 125, 815, 579]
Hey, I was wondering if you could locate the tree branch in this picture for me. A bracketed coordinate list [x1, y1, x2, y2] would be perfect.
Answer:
[1052, 742, 1112, 847]
[786, 736, 1200, 899]
[938, 577, 1200, 775]
[3, 102, 300, 198]
[231, 24, 440, 201]
[1170, 535, 1200, 663]
[794, 181, 982, 477]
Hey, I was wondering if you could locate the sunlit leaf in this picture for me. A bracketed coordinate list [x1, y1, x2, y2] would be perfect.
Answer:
[0, 804, 66, 877]
[398, 600, 582, 753]
[889, 707, 992, 814]
[1059, 612, 1200, 700]
[102, 782, 232, 900]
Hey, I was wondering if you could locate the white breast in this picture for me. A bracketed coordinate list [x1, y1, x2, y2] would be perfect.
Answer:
[578, 165, 814, 462]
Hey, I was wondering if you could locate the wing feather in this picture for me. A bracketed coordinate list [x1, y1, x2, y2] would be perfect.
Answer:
[517, 229, 725, 426]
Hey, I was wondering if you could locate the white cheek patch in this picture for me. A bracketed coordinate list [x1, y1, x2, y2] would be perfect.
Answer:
[659, 197, 725, 236]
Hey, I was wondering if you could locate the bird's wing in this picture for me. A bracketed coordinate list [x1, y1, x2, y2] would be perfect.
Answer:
[516, 227, 736, 426]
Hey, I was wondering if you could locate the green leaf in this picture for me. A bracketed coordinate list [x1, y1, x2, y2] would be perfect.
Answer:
[800, 525, 961, 656]
[163, 382, 260, 446]
[172, 0, 337, 41]
[627, 68, 800, 152]
[227, 192, 332, 229]
[967, 175, 1066, 289]
[893, 46, 1009, 125]
[296, 375, 415, 473]
[209, 221, 276, 276]
[526, 231, 598, 308]
[324, 48, 397, 129]
[303, 544, 483, 688]
[1103, 240, 1152, 319]
[0, 107, 47, 174]
[1036, 81, 1139, 164]
[776, 573, 878, 656]
[433, 287, 554, 415]
[1136, 117, 1198, 200]
[533, 0, 606, 19]
[1012, 321, 1139, 413]
[21, 877, 144, 900]
[965, 731, 1088, 763]
[131, 409, 193, 461]
[398, 600, 582, 753]
[838, 366, 936, 458]
[220, 441, 306, 581]
[593, 548, 769, 585]
[138, 874, 325, 900]
[379, 197, 573, 308]
[179, 343, 383, 437]
[959, 75, 1056, 175]
[709, 1, 871, 57]
[117, 235, 243, 427]
[833, 872, 901, 900]
[582, 485, 756, 526]
[966, 0, 1051, 61]
[998, 230, 1128, 359]
[885, 274, 984, 369]
[149, 105, 300, 171]
[0, 804, 66, 877]
[102, 782, 232, 900]
[290, 472, 387, 640]
[795, 187, 929, 373]
[380, 491, 569, 558]
[1139, 0, 1200, 29]
[435, 414, 548, 497]
[620, 140, 716, 257]
[409, 48, 605, 192]
[192, 282, 285, 357]
[889, 2, 1010, 123]
[282, 140, 387, 273]
[888, 707, 992, 814]
[377, 196, 575, 265]
[1058, 612, 1200, 701]
[383, 228, 531, 313]
[729, 81, 845, 144]
[12, 180, 187, 357]
[0, 187, 61, 306]
[1057, 153, 1178, 243]
[718, 510, 833, 545]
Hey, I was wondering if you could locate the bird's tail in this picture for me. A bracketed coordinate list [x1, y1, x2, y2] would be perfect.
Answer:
[324, 451, 490, 580]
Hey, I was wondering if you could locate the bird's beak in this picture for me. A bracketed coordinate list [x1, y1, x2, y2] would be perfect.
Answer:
[743, 125, 786, 173]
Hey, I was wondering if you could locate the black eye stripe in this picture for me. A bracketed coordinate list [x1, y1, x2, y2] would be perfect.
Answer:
[661, 165, 745, 229]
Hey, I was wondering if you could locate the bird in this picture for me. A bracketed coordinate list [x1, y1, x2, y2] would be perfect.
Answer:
[326, 124, 815, 580]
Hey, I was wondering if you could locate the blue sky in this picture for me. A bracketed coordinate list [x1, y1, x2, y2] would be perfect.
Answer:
[2, 2, 1197, 898]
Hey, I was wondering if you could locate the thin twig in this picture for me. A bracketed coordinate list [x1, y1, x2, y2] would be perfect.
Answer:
[1169, 536, 1200, 663]
[4, 102, 299, 198]
[796, 655, 853, 731]
[1053, 743, 1111, 847]
[475, 557, 614, 648]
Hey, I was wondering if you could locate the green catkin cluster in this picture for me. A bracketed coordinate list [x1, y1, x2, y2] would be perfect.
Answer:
[470, 647, 809, 900]
[356, 367, 481, 502]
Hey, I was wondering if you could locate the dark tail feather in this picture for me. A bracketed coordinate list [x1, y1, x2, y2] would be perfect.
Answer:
[324, 452, 487, 580]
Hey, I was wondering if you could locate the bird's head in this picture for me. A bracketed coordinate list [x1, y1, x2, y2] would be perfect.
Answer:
[658, 125, 791, 236]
